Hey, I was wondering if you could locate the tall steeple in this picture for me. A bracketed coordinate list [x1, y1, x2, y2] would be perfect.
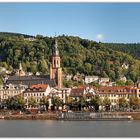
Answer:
[52, 38, 59, 56]
[16, 62, 26, 76]
[50, 38, 62, 88]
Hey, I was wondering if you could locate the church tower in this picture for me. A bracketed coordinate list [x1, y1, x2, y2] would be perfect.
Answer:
[50, 38, 62, 88]
[15, 62, 26, 76]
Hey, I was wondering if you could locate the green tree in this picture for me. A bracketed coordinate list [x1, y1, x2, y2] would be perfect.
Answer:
[129, 96, 140, 110]
[51, 96, 63, 110]
[16, 95, 25, 110]
[78, 96, 88, 111]
[40, 96, 49, 110]
[28, 97, 38, 108]
[90, 95, 101, 112]
[125, 80, 134, 86]
[6, 97, 18, 110]
[103, 97, 111, 111]
[118, 97, 128, 111]
[116, 80, 126, 86]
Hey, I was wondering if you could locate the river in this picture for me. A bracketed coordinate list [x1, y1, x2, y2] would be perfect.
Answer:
[0, 120, 140, 137]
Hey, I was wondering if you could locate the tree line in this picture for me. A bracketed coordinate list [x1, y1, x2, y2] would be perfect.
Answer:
[1, 94, 140, 113]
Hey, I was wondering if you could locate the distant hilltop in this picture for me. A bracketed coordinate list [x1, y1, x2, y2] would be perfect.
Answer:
[0, 32, 34, 38]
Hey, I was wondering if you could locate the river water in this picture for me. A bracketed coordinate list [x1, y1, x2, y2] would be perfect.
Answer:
[0, 120, 140, 137]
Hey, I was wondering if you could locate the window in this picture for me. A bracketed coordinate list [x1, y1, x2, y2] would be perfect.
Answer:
[54, 60, 55, 65]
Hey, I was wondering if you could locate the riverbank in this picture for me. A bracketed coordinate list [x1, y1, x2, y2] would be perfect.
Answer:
[2, 112, 140, 120]
[4, 113, 58, 120]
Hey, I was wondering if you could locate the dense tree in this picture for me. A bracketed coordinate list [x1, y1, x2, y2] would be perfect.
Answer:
[90, 95, 101, 112]
[118, 97, 129, 110]
[16, 95, 25, 110]
[28, 97, 38, 108]
[40, 96, 49, 110]
[51, 96, 63, 110]
[103, 97, 111, 111]
[129, 96, 140, 110]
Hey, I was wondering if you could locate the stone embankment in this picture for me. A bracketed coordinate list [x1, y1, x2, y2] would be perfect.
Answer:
[2, 112, 140, 120]
[4, 113, 59, 120]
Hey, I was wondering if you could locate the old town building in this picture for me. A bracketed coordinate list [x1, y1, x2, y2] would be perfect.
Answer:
[23, 84, 51, 109]
[0, 84, 26, 101]
[98, 86, 137, 108]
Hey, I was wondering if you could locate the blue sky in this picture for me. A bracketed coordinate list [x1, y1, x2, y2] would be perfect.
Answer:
[0, 3, 140, 43]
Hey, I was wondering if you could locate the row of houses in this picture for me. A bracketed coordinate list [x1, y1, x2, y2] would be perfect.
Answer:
[0, 83, 140, 111]
[65, 74, 111, 85]
[65, 74, 128, 86]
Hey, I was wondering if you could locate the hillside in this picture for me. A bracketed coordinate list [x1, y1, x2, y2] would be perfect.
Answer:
[0, 32, 140, 83]
[0, 32, 34, 38]
[104, 43, 140, 60]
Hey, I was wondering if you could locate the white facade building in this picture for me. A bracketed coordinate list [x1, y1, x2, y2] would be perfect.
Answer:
[85, 76, 99, 84]
[0, 84, 26, 101]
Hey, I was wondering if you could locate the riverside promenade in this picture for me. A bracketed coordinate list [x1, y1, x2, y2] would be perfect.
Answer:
[1, 111, 140, 120]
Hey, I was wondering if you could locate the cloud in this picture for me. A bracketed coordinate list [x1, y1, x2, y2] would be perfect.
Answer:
[96, 34, 104, 41]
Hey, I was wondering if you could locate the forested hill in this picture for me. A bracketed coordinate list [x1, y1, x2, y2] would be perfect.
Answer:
[0, 32, 140, 83]
[0, 32, 34, 38]
[104, 43, 140, 60]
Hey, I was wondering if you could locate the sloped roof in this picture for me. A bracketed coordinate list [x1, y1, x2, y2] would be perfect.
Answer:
[70, 88, 85, 97]
[5, 75, 56, 87]
[98, 86, 136, 94]
[31, 84, 49, 89]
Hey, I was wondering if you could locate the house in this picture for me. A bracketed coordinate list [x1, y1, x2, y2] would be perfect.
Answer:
[119, 75, 127, 82]
[85, 76, 99, 84]
[23, 84, 51, 110]
[97, 86, 137, 109]
[50, 87, 71, 104]
[0, 84, 26, 102]
[99, 78, 110, 86]
[70, 87, 85, 101]
[65, 74, 73, 81]
[122, 63, 129, 69]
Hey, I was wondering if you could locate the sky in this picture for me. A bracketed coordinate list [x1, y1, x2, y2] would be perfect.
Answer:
[0, 3, 140, 43]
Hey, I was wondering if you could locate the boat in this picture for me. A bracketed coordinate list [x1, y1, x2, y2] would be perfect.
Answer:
[58, 112, 133, 121]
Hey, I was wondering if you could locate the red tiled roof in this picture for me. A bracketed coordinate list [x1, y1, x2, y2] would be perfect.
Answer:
[98, 86, 136, 94]
[31, 84, 49, 89]
[98, 86, 134, 91]
[86, 93, 94, 97]
[70, 88, 85, 97]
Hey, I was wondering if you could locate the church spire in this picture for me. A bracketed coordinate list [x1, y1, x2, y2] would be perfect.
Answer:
[50, 37, 62, 88]
[52, 38, 59, 56]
